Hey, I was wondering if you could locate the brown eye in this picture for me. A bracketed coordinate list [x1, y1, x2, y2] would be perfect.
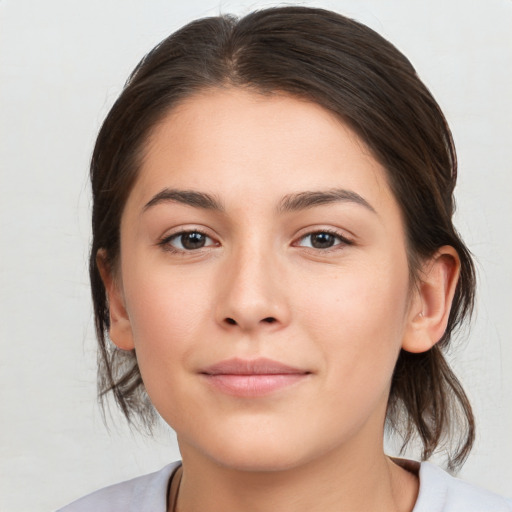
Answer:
[296, 231, 351, 250]
[164, 231, 216, 251]
[180, 232, 207, 249]
[309, 232, 336, 248]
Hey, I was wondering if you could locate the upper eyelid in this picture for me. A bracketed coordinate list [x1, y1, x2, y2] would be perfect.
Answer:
[159, 226, 216, 242]
[295, 231, 352, 245]
[156, 225, 354, 246]
[156, 231, 214, 252]
[168, 231, 215, 242]
[293, 226, 354, 242]
[158, 229, 219, 253]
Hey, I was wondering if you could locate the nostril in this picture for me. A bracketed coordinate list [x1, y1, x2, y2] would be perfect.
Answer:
[223, 316, 277, 326]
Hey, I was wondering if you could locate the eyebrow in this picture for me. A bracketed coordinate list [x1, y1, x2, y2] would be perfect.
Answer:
[143, 188, 224, 213]
[278, 189, 376, 214]
[142, 187, 376, 215]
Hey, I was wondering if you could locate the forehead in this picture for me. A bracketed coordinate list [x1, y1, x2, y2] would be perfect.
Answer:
[127, 87, 398, 217]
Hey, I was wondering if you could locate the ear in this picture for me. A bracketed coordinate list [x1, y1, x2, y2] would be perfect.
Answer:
[96, 249, 135, 351]
[402, 246, 460, 353]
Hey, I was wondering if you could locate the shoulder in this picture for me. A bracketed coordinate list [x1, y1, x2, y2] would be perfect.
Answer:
[56, 462, 180, 512]
[414, 461, 512, 512]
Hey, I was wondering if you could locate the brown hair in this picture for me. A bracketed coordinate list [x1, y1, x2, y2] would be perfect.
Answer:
[90, 6, 475, 470]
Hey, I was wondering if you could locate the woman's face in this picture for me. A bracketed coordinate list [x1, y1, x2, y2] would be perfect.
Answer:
[110, 88, 419, 471]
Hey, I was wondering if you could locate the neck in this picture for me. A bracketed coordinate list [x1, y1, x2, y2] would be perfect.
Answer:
[174, 440, 418, 512]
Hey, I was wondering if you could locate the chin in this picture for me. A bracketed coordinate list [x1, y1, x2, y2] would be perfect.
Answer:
[209, 446, 310, 473]
[187, 425, 321, 473]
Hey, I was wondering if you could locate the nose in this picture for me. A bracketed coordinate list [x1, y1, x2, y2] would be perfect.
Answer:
[215, 245, 291, 333]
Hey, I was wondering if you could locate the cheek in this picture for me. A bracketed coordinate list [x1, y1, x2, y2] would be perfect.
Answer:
[297, 255, 409, 325]
[122, 262, 213, 369]
[121, 264, 219, 424]
[294, 257, 410, 377]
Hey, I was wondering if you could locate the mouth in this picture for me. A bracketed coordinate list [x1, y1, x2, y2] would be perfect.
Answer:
[199, 357, 311, 397]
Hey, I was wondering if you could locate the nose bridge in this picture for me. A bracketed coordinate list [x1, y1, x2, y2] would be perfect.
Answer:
[216, 232, 289, 331]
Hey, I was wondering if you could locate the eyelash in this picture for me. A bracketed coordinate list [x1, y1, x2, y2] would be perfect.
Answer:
[158, 229, 217, 254]
[157, 228, 353, 254]
[294, 229, 353, 252]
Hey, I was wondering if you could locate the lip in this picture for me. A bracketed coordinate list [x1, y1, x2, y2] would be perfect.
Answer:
[200, 357, 311, 397]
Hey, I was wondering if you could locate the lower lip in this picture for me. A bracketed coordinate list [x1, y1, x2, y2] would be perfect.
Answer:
[203, 374, 308, 397]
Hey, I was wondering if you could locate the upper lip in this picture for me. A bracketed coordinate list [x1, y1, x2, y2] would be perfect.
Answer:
[200, 357, 309, 375]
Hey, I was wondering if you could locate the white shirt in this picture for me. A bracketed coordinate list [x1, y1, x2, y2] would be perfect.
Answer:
[57, 461, 512, 512]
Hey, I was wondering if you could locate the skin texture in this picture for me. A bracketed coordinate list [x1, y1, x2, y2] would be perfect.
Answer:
[99, 88, 460, 512]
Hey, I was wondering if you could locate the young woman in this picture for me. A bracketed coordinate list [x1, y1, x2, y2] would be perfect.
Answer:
[58, 6, 511, 512]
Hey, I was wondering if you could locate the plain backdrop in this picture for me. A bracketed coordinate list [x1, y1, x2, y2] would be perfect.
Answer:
[1, 1, 511, 510]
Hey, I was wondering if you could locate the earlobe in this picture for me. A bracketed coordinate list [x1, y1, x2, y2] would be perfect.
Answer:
[96, 249, 135, 351]
[402, 246, 460, 354]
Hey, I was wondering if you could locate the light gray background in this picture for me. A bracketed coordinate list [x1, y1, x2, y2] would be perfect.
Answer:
[1, 1, 511, 510]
